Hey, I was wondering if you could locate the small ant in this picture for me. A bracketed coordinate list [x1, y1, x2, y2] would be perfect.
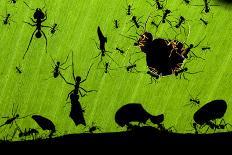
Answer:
[50, 53, 70, 79]
[1, 12, 13, 25]
[115, 47, 125, 55]
[125, 0, 133, 15]
[147, 67, 160, 84]
[9, 0, 17, 4]
[93, 26, 117, 66]
[50, 23, 58, 35]
[193, 0, 219, 13]
[147, 0, 164, 10]
[128, 16, 143, 32]
[114, 20, 119, 29]
[200, 18, 208, 26]
[85, 122, 102, 133]
[0, 103, 31, 129]
[16, 65, 22, 74]
[184, 90, 201, 107]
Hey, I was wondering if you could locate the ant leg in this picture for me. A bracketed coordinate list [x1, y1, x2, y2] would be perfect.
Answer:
[61, 53, 70, 66]
[81, 63, 94, 83]
[60, 73, 73, 85]
[66, 90, 74, 100]
[41, 30, 48, 53]
[23, 29, 35, 59]
[105, 53, 119, 66]
[71, 51, 76, 81]
[80, 87, 97, 93]
[60, 65, 71, 70]
[24, 21, 35, 27]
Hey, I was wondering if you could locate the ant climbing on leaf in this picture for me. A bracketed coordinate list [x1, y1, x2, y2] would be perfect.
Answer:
[23, 2, 50, 59]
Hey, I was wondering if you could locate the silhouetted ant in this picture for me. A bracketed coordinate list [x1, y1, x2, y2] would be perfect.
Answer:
[182, 37, 206, 60]
[9, 0, 17, 4]
[125, 0, 133, 15]
[85, 122, 102, 133]
[115, 47, 125, 55]
[50, 54, 70, 79]
[114, 20, 119, 29]
[0, 103, 31, 129]
[1, 12, 13, 25]
[202, 46, 210, 52]
[200, 18, 208, 26]
[174, 64, 202, 80]
[16, 65, 22, 74]
[16, 127, 39, 139]
[160, 9, 172, 24]
[147, 0, 165, 10]
[93, 26, 117, 66]
[128, 16, 143, 31]
[63, 51, 97, 98]
[185, 91, 201, 107]
[23, 2, 50, 59]
[124, 57, 143, 73]
[193, 100, 230, 133]
[193, 0, 219, 13]
[147, 67, 160, 84]
[50, 23, 58, 35]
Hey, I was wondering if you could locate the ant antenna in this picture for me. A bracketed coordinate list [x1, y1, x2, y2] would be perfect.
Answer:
[23, 1, 34, 10]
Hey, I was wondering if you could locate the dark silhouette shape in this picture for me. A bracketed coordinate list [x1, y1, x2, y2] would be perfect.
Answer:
[0, 104, 31, 129]
[200, 18, 208, 26]
[93, 26, 116, 66]
[147, 68, 160, 84]
[15, 127, 39, 139]
[85, 122, 102, 133]
[183, 0, 191, 5]
[155, 9, 172, 26]
[181, 37, 206, 60]
[128, 16, 143, 31]
[115, 47, 125, 55]
[16, 66, 22, 74]
[114, 20, 119, 29]
[62, 51, 96, 98]
[218, 0, 232, 4]
[175, 16, 185, 28]
[124, 56, 143, 73]
[115, 103, 164, 130]
[193, 100, 231, 133]
[1, 13, 11, 25]
[125, 0, 133, 15]
[50, 23, 58, 35]
[9, 0, 17, 4]
[147, 0, 164, 10]
[32, 115, 56, 138]
[69, 93, 86, 126]
[193, 0, 219, 13]
[202, 46, 210, 52]
[50, 54, 70, 78]
[23, 2, 50, 59]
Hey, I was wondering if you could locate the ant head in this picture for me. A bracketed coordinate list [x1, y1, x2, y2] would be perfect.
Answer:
[34, 8, 45, 19]
[57, 61, 61, 65]
[7, 13, 10, 16]
[16, 114, 19, 117]
[35, 31, 42, 38]
[189, 44, 194, 48]
[132, 16, 136, 20]
[76, 76, 81, 82]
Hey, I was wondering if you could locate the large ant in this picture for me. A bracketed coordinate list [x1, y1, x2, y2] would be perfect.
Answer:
[23, 2, 50, 59]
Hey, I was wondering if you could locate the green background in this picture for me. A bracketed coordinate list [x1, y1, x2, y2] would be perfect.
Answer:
[0, 0, 231, 140]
